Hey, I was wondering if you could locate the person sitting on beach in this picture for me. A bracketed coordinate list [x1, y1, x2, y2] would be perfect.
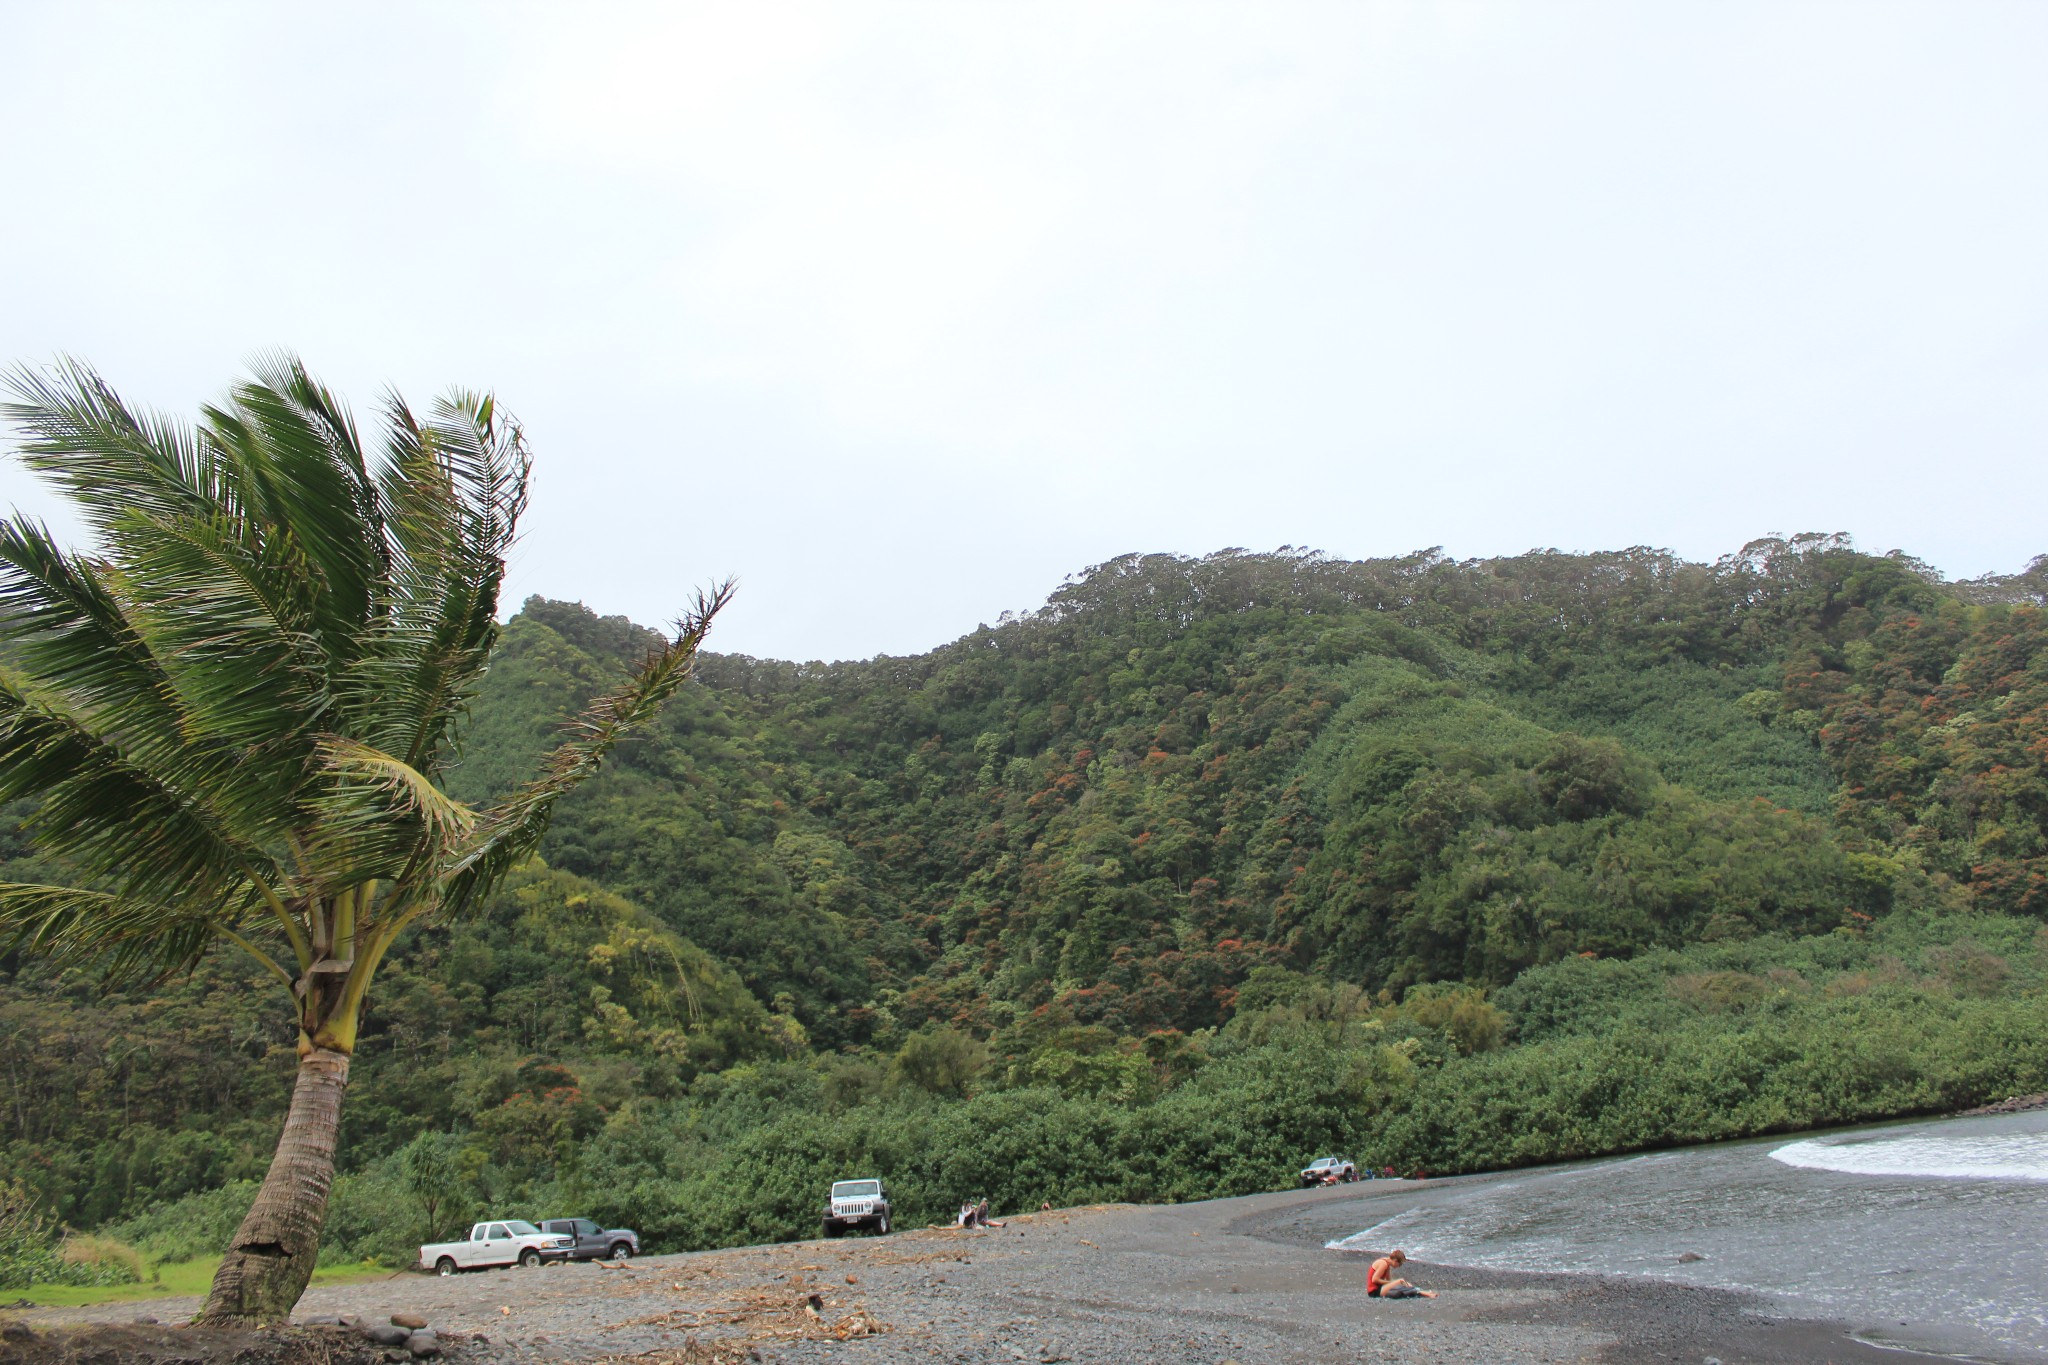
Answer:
[1366, 1250, 1436, 1299]
[974, 1199, 1005, 1228]
[957, 1202, 976, 1228]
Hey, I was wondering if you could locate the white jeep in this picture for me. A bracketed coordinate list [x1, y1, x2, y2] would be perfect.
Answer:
[821, 1178, 892, 1236]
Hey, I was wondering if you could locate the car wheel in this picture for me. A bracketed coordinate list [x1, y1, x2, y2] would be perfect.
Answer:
[519, 1248, 540, 1268]
[821, 1222, 837, 1239]
[877, 1213, 891, 1235]
[436, 1258, 456, 1277]
[609, 1242, 632, 1261]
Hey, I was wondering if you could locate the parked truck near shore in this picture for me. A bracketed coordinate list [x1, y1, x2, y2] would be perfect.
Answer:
[419, 1220, 574, 1274]
[538, 1217, 640, 1261]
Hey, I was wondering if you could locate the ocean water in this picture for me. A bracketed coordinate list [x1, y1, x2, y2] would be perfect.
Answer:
[1328, 1109, 2048, 1357]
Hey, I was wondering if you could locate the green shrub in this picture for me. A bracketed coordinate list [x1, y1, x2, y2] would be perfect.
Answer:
[0, 1179, 138, 1289]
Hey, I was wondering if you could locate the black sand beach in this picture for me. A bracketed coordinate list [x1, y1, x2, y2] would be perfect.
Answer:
[11, 1180, 2038, 1364]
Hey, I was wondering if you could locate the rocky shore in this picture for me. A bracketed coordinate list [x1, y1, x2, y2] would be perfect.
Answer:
[1956, 1091, 2048, 1117]
[8, 1181, 2033, 1365]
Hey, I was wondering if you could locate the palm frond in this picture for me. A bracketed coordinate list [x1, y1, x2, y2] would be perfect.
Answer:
[0, 665, 276, 909]
[338, 389, 529, 772]
[438, 582, 732, 915]
[0, 518, 297, 851]
[0, 882, 220, 983]
[199, 354, 381, 650]
[112, 509, 332, 761]
[303, 738, 476, 888]
[0, 518, 183, 737]
[1, 357, 228, 532]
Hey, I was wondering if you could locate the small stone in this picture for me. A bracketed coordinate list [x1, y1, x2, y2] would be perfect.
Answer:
[1704, 1357, 1722, 1365]
[391, 1312, 429, 1330]
[1677, 1252, 1705, 1264]
[845, 1274, 858, 1284]
[131, 1315, 160, 1325]
[407, 1328, 441, 1358]
[366, 1324, 413, 1347]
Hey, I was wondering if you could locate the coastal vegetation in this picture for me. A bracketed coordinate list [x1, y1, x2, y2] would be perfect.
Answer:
[3, 520, 2047, 1281]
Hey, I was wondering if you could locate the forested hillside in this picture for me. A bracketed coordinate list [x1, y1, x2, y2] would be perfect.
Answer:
[6, 534, 2048, 1270]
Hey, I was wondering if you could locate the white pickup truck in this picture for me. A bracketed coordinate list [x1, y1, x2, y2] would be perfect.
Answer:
[419, 1220, 574, 1274]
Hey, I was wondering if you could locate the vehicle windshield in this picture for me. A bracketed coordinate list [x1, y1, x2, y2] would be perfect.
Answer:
[505, 1220, 540, 1235]
[832, 1181, 881, 1198]
[1310, 1158, 1337, 1167]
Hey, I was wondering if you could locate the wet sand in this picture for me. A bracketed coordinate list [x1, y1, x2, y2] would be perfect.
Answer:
[14, 1180, 2036, 1363]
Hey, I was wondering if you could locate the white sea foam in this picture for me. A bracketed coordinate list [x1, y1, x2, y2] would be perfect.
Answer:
[1325, 1204, 1429, 1251]
[1769, 1132, 2048, 1181]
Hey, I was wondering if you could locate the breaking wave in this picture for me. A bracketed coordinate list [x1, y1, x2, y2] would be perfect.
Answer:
[1769, 1132, 2048, 1181]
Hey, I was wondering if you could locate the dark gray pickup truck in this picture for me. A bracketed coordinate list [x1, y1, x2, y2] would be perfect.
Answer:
[537, 1217, 640, 1261]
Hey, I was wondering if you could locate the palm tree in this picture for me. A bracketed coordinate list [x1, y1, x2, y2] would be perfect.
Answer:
[0, 356, 728, 1323]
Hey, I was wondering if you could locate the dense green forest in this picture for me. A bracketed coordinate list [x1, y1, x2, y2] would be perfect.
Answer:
[5, 534, 2048, 1275]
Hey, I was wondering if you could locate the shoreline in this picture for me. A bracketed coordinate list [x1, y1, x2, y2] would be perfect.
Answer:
[1956, 1091, 2048, 1118]
[1235, 1178, 2037, 1364]
[15, 1181, 2040, 1364]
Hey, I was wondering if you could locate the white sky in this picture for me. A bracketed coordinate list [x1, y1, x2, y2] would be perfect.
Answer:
[2, 2, 2044, 662]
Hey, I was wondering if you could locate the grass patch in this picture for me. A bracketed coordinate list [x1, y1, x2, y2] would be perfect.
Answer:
[5, 1257, 395, 1308]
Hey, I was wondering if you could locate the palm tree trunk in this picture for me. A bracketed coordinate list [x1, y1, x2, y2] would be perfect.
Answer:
[199, 1045, 350, 1324]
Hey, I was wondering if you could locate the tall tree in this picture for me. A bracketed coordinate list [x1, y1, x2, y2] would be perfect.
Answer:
[0, 356, 727, 1322]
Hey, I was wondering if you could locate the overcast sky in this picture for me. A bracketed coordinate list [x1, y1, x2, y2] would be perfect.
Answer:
[3, 3, 2044, 661]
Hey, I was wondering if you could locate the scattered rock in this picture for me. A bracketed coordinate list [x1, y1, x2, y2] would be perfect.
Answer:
[407, 1328, 441, 1357]
[1, 1323, 34, 1343]
[1957, 1092, 2048, 1117]
[130, 1315, 160, 1325]
[845, 1273, 859, 1284]
[391, 1312, 429, 1330]
[1676, 1252, 1706, 1264]
[365, 1323, 413, 1347]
